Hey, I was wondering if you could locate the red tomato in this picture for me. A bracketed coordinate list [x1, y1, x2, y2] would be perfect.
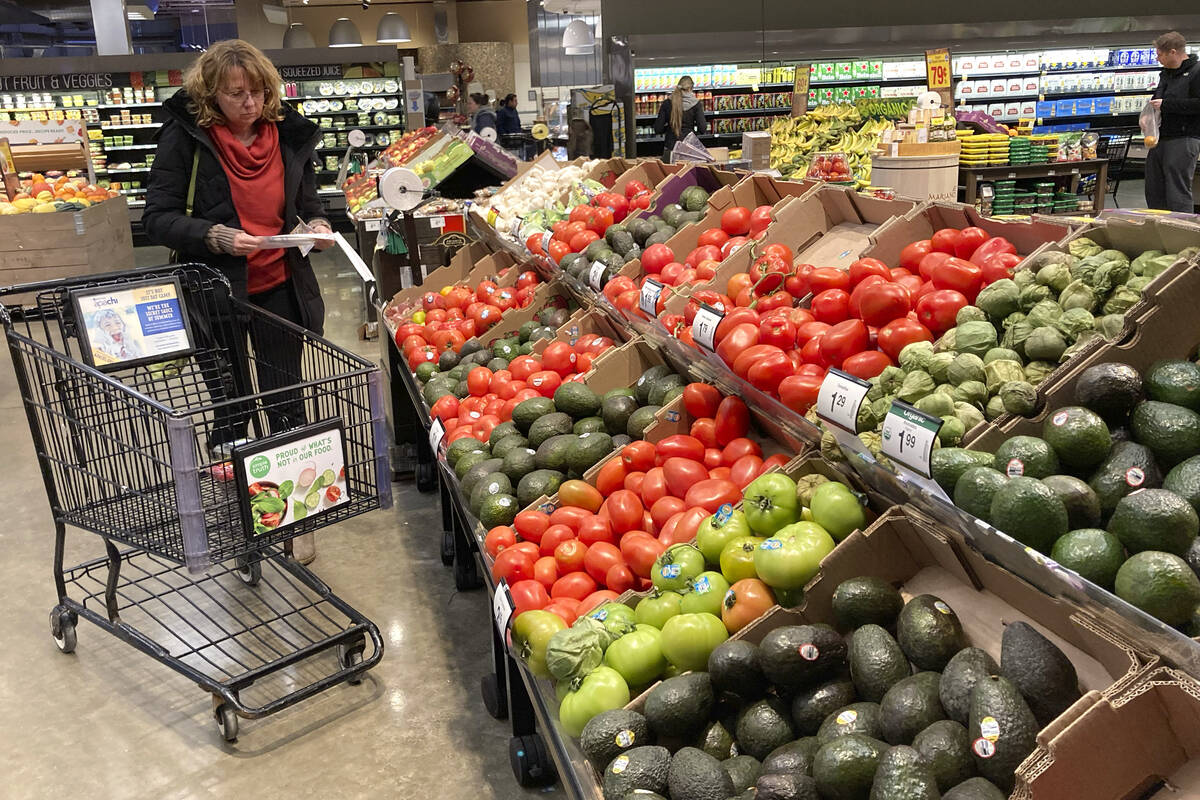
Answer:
[624, 180, 648, 199]
[513, 510, 551, 544]
[877, 317, 934, 362]
[624, 471, 646, 497]
[550, 506, 591, 533]
[762, 453, 790, 471]
[683, 383, 722, 418]
[721, 206, 752, 236]
[492, 548, 536, 584]
[551, 572, 596, 602]
[848, 275, 887, 319]
[759, 316, 797, 349]
[578, 590, 620, 616]
[650, 496, 687, 531]
[714, 307, 761, 343]
[541, 341, 579, 376]
[808, 267, 851, 295]
[687, 245, 723, 268]
[730, 454, 765, 489]
[796, 320, 832, 345]
[540, 524, 577, 557]
[406, 346, 438, 371]
[663, 457, 710, 499]
[980, 252, 1021, 285]
[659, 261, 686, 286]
[931, 256, 984, 300]
[848, 257, 892, 287]
[466, 366, 492, 397]
[554, 539, 589, 573]
[856, 281, 912, 328]
[542, 601, 577, 626]
[801, 335, 828, 367]
[527, 370, 563, 398]
[703, 447, 723, 470]
[605, 563, 635, 593]
[509, 579, 551, 615]
[622, 441, 657, 473]
[508, 355, 540, 381]
[713, 396, 751, 445]
[698, 227, 730, 249]
[721, 437, 763, 465]
[605, 490, 644, 533]
[583, 542, 623, 585]
[569, 205, 595, 224]
[931, 228, 963, 255]
[969, 236, 1017, 267]
[841, 349, 894, 380]
[819, 319, 870, 369]
[533, 556, 559, 591]
[578, 516, 615, 546]
[620, 532, 664, 578]
[640, 467, 668, 506]
[569, 229, 600, 253]
[915, 289, 969, 336]
[548, 239, 572, 264]
[918, 251, 953, 282]
[955, 227, 990, 260]
[676, 506, 712, 543]
[422, 292, 445, 311]
[484, 525, 516, 558]
[595, 457, 628, 497]
[684, 479, 741, 512]
[690, 418, 719, 449]
[899, 239, 934, 270]
[588, 206, 615, 235]
[811, 289, 851, 325]
[749, 205, 773, 235]
[430, 395, 459, 423]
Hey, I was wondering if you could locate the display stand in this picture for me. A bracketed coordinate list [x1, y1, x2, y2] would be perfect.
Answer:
[961, 157, 1110, 212]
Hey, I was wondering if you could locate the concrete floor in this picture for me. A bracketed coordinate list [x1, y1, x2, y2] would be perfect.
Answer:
[0, 246, 564, 799]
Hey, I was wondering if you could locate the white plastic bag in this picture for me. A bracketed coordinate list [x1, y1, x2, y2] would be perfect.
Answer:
[1140, 102, 1161, 148]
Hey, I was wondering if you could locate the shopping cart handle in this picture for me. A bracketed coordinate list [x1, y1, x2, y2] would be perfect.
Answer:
[333, 233, 382, 311]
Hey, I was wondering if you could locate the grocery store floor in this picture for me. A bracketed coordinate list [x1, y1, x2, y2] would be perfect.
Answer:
[0, 243, 564, 799]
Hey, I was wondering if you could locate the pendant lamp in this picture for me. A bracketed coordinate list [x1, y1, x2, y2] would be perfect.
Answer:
[329, 17, 363, 48]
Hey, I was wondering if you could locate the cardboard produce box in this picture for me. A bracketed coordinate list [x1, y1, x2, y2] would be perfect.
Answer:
[0, 197, 134, 287]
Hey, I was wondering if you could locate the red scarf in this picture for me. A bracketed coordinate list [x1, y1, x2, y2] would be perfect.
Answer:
[209, 121, 287, 295]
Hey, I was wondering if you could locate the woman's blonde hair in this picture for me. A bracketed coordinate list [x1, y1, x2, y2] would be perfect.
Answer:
[670, 75, 694, 138]
[183, 39, 284, 128]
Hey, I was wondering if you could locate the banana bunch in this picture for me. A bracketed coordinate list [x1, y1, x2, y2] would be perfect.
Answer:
[769, 107, 897, 182]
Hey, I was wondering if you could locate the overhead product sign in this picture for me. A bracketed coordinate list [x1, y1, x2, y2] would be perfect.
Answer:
[791, 63, 811, 117]
[71, 277, 194, 371]
[925, 48, 953, 108]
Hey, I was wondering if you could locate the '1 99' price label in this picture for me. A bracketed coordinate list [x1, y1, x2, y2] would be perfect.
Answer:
[816, 368, 871, 433]
[881, 400, 943, 478]
[693, 305, 724, 351]
[639, 278, 664, 316]
[429, 417, 446, 453]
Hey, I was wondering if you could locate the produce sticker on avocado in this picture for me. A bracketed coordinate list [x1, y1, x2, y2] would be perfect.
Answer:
[233, 419, 350, 537]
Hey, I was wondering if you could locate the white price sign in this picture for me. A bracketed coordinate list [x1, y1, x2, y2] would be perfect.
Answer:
[693, 305, 725, 351]
[639, 278, 664, 316]
[428, 417, 446, 453]
[493, 579, 516, 644]
[881, 400, 943, 479]
[816, 368, 871, 433]
[589, 261, 608, 291]
[428, 216, 445, 229]
[363, 218, 381, 232]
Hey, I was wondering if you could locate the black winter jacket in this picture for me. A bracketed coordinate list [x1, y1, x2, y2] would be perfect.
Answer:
[1153, 54, 1200, 139]
[143, 90, 326, 334]
[653, 99, 707, 153]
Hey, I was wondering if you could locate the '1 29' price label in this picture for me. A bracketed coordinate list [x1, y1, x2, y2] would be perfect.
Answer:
[881, 400, 943, 478]
[639, 278, 664, 316]
[816, 368, 871, 433]
[693, 305, 724, 351]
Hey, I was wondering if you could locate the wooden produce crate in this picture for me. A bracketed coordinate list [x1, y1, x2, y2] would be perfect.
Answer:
[0, 196, 134, 286]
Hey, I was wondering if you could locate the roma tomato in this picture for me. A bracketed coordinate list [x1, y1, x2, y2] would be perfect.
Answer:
[796, 320, 831, 345]
[899, 239, 933, 270]
[554, 539, 589, 573]
[747, 349, 794, 394]
[651, 496, 686, 531]
[533, 556, 559, 591]
[551, 506, 592, 532]
[513, 510, 551, 544]
[759, 316, 797, 349]
[605, 490, 644, 533]
[578, 516, 615, 546]
[848, 257, 891, 286]
[595, 457, 628, 497]
[721, 437, 763, 465]
[640, 467, 668, 506]
[730, 454, 765, 489]
[811, 289, 851, 325]
[918, 250, 953, 282]
[877, 317, 934, 362]
[663, 458, 710, 499]
[552, 571, 596, 601]
[721, 206, 752, 236]
[931, 256, 984, 300]
[955, 226, 990, 259]
[484, 525, 516, 558]
[620, 531, 665, 578]
[915, 289, 968, 335]
[583, 542, 623, 585]
[559, 480, 603, 513]
[623, 471, 646, 496]
[674, 506, 712, 545]
[808, 267, 850, 295]
[841, 349, 894, 380]
[703, 447, 723, 470]
[578, 590, 620, 617]
[856, 281, 912, 328]
[654, 435, 706, 464]
[930, 227, 963, 255]
[683, 382, 722, 418]
[684, 479, 741, 512]
[778, 373, 822, 413]
[622, 441, 656, 472]
[819, 319, 870, 369]
[540, 524, 576, 557]
[604, 563, 636, 594]
[492, 547, 536, 584]
[715, 322, 759, 366]
[691, 418, 719, 449]
[714, 397, 750, 445]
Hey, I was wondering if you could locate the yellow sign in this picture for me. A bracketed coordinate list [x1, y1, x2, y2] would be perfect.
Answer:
[734, 68, 762, 89]
[925, 49, 951, 91]
[791, 64, 811, 117]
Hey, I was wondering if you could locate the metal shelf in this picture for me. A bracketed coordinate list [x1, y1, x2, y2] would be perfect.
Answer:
[100, 123, 161, 130]
[104, 167, 151, 174]
[292, 92, 399, 101]
[101, 143, 157, 151]
[98, 101, 161, 109]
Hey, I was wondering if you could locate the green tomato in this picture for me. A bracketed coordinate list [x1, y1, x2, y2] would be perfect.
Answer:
[809, 482, 867, 542]
[511, 610, 568, 679]
[634, 590, 683, 629]
[696, 506, 751, 565]
[719, 535, 765, 583]
[558, 666, 631, 737]
[604, 628, 668, 688]
[742, 473, 800, 536]
[585, 602, 638, 641]
[651, 543, 706, 592]
[660, 612, 729, 672]
[753, 521, 836, 590]
[678, 571, 732, 616]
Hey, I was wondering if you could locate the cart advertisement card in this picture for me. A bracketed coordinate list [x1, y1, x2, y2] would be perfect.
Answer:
[234, 420, 350, 537]
[71, 277, 194, 371]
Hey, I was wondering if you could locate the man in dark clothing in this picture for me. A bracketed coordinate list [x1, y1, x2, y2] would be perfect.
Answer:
[1146, 31, 1200, 211]
[497, 93, 522, 135]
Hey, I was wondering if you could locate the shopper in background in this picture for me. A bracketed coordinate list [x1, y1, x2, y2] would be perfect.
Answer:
[497, 93, 522, 135]
[1146, 31, 1200, 212]
[144, 38, 327, 565]
[468, 92, 499, 135]
[654, 75, 707, 156]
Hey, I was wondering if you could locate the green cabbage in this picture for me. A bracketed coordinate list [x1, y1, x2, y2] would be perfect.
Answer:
[1131, 249, 1166, 275]
[1068, 237, 1103, 259]
[936, 328, 958, 353]
[1053, 307, 1096, 342]
[955, 321, 999, 358]
[975, 278, 1021, 321]
[1070, 259, 1100, 286]
[897, 341, 935, 373]
[1092, 261, 1131, 295]
[955, 401, 986, 431]
[1002, 320, 1035, 356]
[546, 624, 606, 681]
[1030, 250, 1075, 270]
[1023, 361, 1057, 385]
[1019, 282, 1053, 311]
[1026, 300, 1064, 329]
[1024, 326, 1067, 362]
[1094, 314, 1126, 340]
[956, 305, 989, 325]
[985, 359, 1027, 394]
[1141, 254, 1178, 278]
[1002, 311, 1028, 329]
[952, 380, 988, 406]
[1012, 269, 1038, 289]
[1102, 285, 1141, 315]
[1000, 381, 1038, 415]
[1125, 275, 1153, 293]
[897, 370, 936, 403]
[948, 353, 987, 386]
[938, 416, 966, 446]
[1058, 280, 1097, 312]
[928, 353, 956, 384]
[986, 395, 1007, 420]
[915, 392, 955, 417]
[1061, 332, 1103, 363]
[984, 347, 1023, 364]
[1036, 263, 1072, 292]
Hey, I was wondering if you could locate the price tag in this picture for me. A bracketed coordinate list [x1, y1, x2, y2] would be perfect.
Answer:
[539, 231, 553, 256]
[364, 218, 381, 232]
[925, 48, 951, 90]
[816, 368, 871, 433]
[693, 304, 724, 351]
[493, 578, 515, 643]
[429, 216, 445, 229]
[589, 261, 608, 291]
[510, 216, 523, 238]
[639, 278, 664, 315]
[428, 417, 446, 453]
[881, 400, 943, 479]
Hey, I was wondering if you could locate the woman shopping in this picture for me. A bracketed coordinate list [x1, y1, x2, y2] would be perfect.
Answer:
[467, 93, 499, 135]
[143, 39, 329, 565]
[654, 75, 707, 156]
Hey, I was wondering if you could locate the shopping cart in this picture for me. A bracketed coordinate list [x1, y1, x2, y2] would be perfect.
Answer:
[0, 263, 392, 742]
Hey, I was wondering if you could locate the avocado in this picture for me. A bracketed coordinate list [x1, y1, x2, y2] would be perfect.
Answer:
[478, 493, 519, 527]
[992, 435, 1059, 479]
[627, 405, 662, 439]
[490, 434, 530, 460]
[453, 449, 492, 480]
[1165, 455, 1200, 516]
[1076, 363, 1144, 423]
[811, 734, 888, 800]
[460, 458, 504, 497]
[486, 356, 509, 373]
[1145, 359, 1200, 410]
[1041, 475, 1102, 530]
[602, 394, 641, 436]
[999, 621, 1081, 727]
[499, 447, 537, 484]
[667, 747, 735, 800]
[602, 745, 671, 800]
[940, 648, 1000, 726]
[610, 230, 637, 257]
[1189, 538, 1200, 578]
[755, 773, 820, 800]
[831, 577, 905, 631]
[722, 755, 762, 792]
[648, 374, 687, 406]
[1115, 550, 1200, 627]
[817, 702, 883, 744]
[644, 672, 714, 739]
[879, 672, 946, 746]
[943, 776, 1007, 800]
[555, 382, 603, 420]
[759, 625, 848, 690]
[707, 639, 769, 701]
[535, 434, 578, 472]
[930, 448, 996, 494]
[660, 204, 685, 228]
[867, 744, 940, 800]
[988, 476, 1069, 553]
[1088, 440, 1162, 519]
[736, 698, 797, 760]
[1132, 400, 1200, 468]
[567, 431, 615, 475]
[414, 362, 439, 383]
[848, 625, 910, 703]
[512, 396, 556, 434]
[762, 737, 821, 776]
[953, 467, 1008, 523]
[422, 378, 455, 407]
[517, 469, 564, 507]
[1042, 406, 1112, 470]
[452, 380, 470, 399]
[1108, 487, 1198, 556]
[697, 720, 737, 760]
[528, 412, 576, 448]
[628, 219, 658, 246]
[896, 595, 966, 672]
[446, 436, 488, 468]
[635, 365, 674, 405]
[469, 472, 513, 515]
[912, 719, 975, 791]
[968, 675, 1038, 791]
[1051, 528, 1125, 590]
[574, 416, 608, 435]
[680, 186, 711, 213]
[791, 677, 858, 736]
[436, 349, 459, 371]
[645, 230, 673, 248]
[612, 434, 634, 449]
[582, 708, 651, 768]
[518, 320, 539, 343]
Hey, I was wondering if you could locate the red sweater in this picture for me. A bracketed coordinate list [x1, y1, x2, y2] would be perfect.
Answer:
[210, 121, 287, 294]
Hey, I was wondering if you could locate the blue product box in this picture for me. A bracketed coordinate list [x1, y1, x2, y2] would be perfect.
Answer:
[1037, 101, 1056, 118]
[1075, 97, 1095, 114]
[1056, 99, 1077, 116]
[1094, 96, 1114, 114]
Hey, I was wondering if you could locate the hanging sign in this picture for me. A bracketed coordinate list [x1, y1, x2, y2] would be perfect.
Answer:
[925, 48, 953, 108]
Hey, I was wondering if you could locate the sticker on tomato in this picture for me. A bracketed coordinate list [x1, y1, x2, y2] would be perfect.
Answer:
[979, 716, 1001, 742]
[715, 504, 733, 526]
[660, 563, 682, 579]
[639, 278, 665, 316]
[614, 730, 636, 748]
[1126, 467, 1145, 487]
[973, 738, 996, 758]
[798, 644, 820, 661]
[591, 608, 609, 621]
[836, 709, 858, 725]
[1052, 411, 1070, 427]
[760, 539, 783, 550]
[693, 304, 725, 351]
[693, 576, 713, 594]
[1006, 458, 1025, 478]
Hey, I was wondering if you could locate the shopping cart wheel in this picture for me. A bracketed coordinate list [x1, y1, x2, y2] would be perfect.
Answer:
[416, 461, 437, 493]
[440, 527, 454, 566]
[454, 553, 482, 591]
[235, 556, 261, 586]
[214, 704, 238, 742]
[337, 641, 365, 685]
[510, 733, 556, 788]
[49, 607, 76, 654]
[481, 673, 507, 720]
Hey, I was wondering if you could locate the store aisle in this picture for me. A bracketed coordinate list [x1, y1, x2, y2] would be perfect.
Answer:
[0, 248, 563, 799]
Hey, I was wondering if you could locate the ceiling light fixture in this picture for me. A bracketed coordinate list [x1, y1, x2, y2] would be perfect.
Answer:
[562, 19, 594, 54]
[329, 17, 363, 48]
[283, 22, 316, 48]
[376, 12, 411, 43]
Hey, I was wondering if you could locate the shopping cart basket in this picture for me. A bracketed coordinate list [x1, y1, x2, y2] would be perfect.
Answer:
[0, 263, 392, 742]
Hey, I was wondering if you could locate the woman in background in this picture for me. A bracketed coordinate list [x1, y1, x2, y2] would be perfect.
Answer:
[654, 75, 707, 156]
[497, 93, 522, 135]
[467, 92, 498, 134]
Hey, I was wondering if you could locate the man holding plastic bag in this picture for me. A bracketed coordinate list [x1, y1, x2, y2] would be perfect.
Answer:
[1145, 31, 1200, 212]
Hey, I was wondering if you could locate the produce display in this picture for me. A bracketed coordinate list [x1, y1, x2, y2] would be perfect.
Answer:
[769, 107, 895, 183]
[486, 160, 602, 242]
[2, 172, 120, 214]
[384, 268, 545, 350]
[378, 126, 440, 168]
